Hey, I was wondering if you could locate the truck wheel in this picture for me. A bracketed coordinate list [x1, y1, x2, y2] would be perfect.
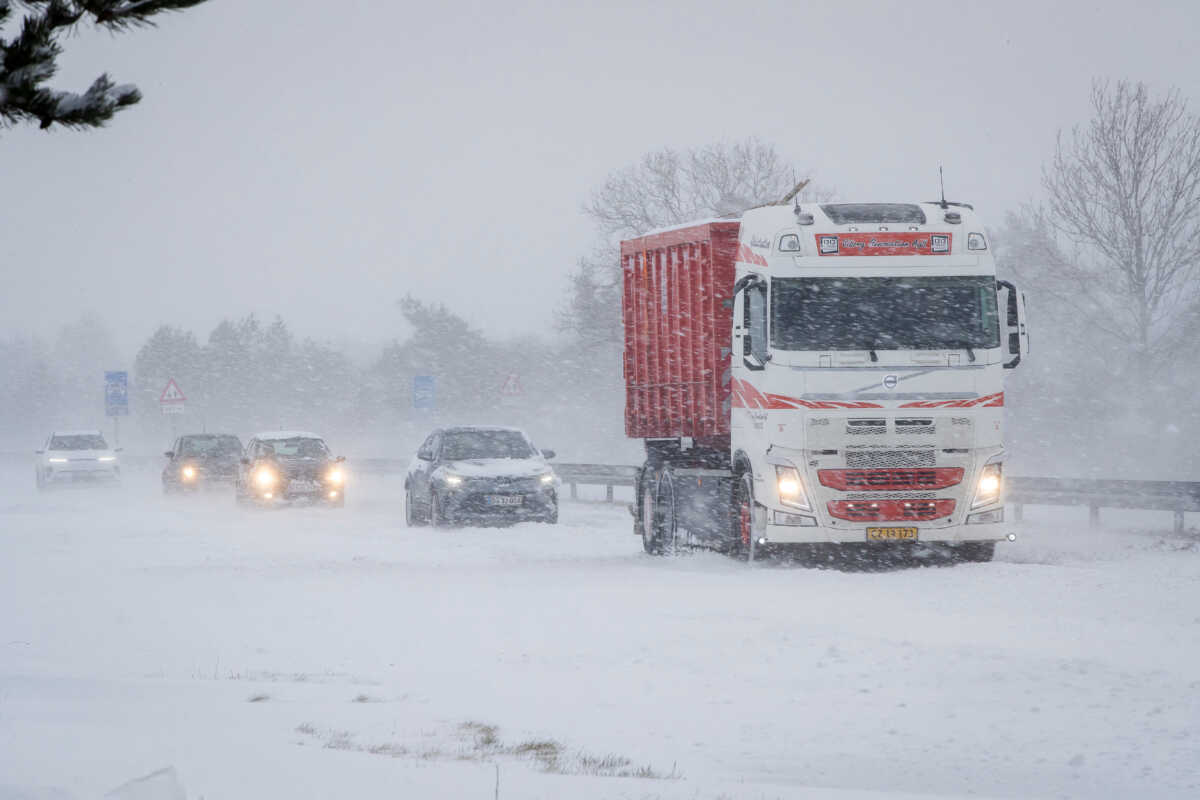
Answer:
[655, 470, 680, 554]
[955, 541, 995, 563]
[641, 471, 668, 554]
[733, 473, 757, 563]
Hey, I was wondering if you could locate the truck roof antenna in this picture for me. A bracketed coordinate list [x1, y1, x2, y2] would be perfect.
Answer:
[938, 166, 948, 209]
[780, 177, 811, 207]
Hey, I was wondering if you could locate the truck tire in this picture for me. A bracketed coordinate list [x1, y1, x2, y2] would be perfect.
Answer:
[955, 541, 995, 563]
[641, 469, 680, 555]
[733, 472, 758, 563]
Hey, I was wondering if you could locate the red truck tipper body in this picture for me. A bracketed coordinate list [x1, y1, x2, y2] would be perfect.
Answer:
[620, 221, 739, 446]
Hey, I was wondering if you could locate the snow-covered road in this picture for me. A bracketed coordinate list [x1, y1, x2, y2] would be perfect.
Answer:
[2, 466, 1197, 799]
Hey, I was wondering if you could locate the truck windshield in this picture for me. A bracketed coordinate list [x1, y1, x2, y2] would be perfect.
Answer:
[771, 276, 1000, 351]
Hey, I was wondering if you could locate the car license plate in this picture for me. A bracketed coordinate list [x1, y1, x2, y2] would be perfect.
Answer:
[290, 480, 319, 492]
[485, 495, 523, 507]
[866, 527, 919, 541]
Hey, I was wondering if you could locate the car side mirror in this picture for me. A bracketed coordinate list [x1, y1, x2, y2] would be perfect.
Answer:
[164, 451, 174, 458]
[335, 455, 346, 463]
[241, 457, 251, 465]
[35, 449, 44, 454]
[541, 449, 556, 460]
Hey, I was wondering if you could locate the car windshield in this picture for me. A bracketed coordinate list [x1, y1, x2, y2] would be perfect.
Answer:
[441, 430, 535, 460]
[180, 435, 242, 456]
[50, 434, 107, 450]
[771, 276, 1001, 351]
[263, 437, 329, 458]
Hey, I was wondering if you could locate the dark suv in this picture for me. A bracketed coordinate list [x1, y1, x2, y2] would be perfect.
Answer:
[162, 433, 243, 493]
[404, 426, 558, 527]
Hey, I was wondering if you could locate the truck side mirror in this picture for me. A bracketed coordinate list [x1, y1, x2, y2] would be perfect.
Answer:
[997, 280, 1029, 369]
[164, 451, 174, 458]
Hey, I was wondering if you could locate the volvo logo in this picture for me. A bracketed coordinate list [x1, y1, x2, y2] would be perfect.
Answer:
[883, 374, 898, 390]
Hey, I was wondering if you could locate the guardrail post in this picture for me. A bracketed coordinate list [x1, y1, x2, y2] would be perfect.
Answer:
[1089, 503, 1100, 528]
[1175, 511, 1184, 534]
[606, 483, 614, 503]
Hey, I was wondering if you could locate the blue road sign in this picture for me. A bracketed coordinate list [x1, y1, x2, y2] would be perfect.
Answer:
[105, 371, 128, 417]
[413, 375, 436, 410]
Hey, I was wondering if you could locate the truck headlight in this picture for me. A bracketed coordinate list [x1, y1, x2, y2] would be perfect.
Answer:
[254, 467, 277, 489]
[972, 463, 1002, 508]
[326, 467, 344, 485]
[775, 465, 811, 511]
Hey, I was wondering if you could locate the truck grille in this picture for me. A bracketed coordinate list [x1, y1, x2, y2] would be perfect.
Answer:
[844, 449, 936, 468]
[827, 499, 956, 522]
[818, 467, 963, 491]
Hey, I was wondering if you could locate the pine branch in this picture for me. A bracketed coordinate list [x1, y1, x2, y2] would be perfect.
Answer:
[0, 0, 209, 131]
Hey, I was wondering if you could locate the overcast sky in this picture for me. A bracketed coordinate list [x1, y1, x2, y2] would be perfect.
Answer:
[3, 0, 1199, 357]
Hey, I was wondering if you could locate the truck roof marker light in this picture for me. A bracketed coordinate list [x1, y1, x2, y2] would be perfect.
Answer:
[908, 225, 920, 231]
[944, 212, 962, 224]
[879, 226, 889, 231]
[967, 232, 987, 250]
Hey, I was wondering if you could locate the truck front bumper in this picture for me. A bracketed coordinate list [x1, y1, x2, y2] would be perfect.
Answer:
[760, 517, 1009, 546]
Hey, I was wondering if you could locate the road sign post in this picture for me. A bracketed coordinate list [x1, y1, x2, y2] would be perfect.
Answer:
[105, 371, 128, 446]
[159, 378, 187, 415]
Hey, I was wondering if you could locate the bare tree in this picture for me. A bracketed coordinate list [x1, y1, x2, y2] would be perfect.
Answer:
[1010, 80, 1200, 377]
[582, 137, 831, 240]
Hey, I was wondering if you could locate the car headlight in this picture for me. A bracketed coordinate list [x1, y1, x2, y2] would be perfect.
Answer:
[326, 468, 345, 485]
[48, 457, 68, 463]
[972, 462, 1002, 508]
[254, 467, 277, 489]
[181, 465, 197, 480]
[441, 473, 463, 487]
[99, 456, 116, 462]
[775, 465, 811, 511]
[540, 472, 555, 485]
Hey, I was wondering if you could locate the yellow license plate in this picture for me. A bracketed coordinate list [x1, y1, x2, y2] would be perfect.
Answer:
[866, 527, 919, 541]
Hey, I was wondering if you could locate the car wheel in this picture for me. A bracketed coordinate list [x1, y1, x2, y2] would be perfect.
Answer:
[405, 488, 427, 527]
[234, 481, 250, 507]
[430, 492, 448, 528]
[542, 500, 559, 525]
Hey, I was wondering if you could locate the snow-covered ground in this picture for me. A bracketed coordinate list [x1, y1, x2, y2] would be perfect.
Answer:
[1, 465, 1197, 799]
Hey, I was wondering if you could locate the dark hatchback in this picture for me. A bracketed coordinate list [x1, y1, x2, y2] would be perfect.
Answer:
[162, 433, 243, 493]
[405, 426, 559, 527]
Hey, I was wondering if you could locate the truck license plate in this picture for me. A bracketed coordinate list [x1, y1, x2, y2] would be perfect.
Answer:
[866, 527, 918, 541]
[485, 495, 523, 506]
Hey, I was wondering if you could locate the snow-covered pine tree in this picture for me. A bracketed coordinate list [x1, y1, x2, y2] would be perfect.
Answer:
[0, 0, 209, 131]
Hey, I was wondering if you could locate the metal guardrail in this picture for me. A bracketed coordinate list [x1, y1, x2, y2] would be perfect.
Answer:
[1008, 476, 1200, 533]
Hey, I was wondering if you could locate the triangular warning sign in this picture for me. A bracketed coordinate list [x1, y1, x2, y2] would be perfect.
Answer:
[159, 378, 187, 404]
[499, 373, 523, 397]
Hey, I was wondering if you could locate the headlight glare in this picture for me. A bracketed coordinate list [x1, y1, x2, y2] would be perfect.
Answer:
[98, 456, 116, 462]
[540, 473, 555, 485]
[972, 463, 1002, 508]
[48, 457, 68, 463]
[443, 473, 463, 486]
[775, 465, 810, 511]
[254, 467, 276, 488]
[181, 465, 197, 480]
[326, 468, 344, 485]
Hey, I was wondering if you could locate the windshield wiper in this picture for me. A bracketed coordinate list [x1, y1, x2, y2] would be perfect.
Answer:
[943, 341, 976, 362]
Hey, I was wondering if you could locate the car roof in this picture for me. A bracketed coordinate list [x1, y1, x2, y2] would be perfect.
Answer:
[50, 430, 104, 436]
[440, 425, 527, 435]
[180, 433, 240, 439]
[253, 430, 324, 440]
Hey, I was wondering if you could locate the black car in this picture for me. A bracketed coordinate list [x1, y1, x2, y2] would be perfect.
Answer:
[405, 426, 558, 527]
[162, 433, 243, 493]
[235, 431, 346, 507]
